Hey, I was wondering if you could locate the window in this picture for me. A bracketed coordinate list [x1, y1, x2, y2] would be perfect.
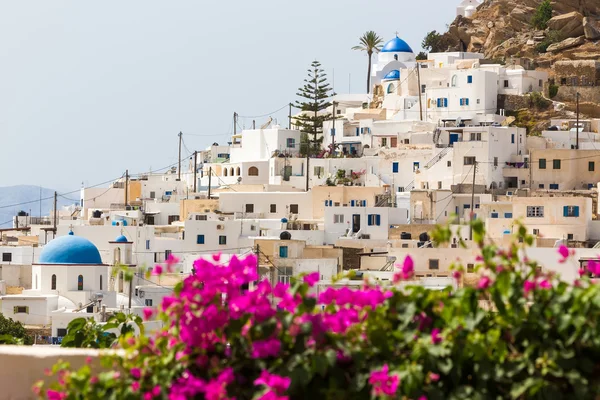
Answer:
[289, 204, 299, 214]
[539, 79, 543, 87]
[336, 109, 341, 115]
[539, 159, 546, 169]
[413, 162, 420, 172]
[477, 99, 481, 104]
[505, 213, 513, 218]
[146, 240, 150, 250]
[314, 166, 324, 178]
[195, 215, 208, 221]
[245, 204, 254, 213]
[436, 98, 448, 108]
[286, 138, 296, 148]
[460, 98, 470, 106]
[590, 161, 595, 171]
[494, 157, 498, 167]
[77, 275, 83, 291]
[464, 156, 476, 166]
[367, 214, 381, 226]
[527, 206, 544, 218]
[429, 259, 439, 270]
[421, 84, 426, 93]
[533, 229, 540, 235]
[236, 167, 241, 176]
[1, 253, 11, 262]
[145, 299, 153, 307]
[333, 214, 344, 224]
[491, 212, 499, 218]
[270, 204, 277, 213]
[504, 80, 509, 88]
[51, 274, 57, 290]
[387, 83, 396, 94]
[511, 134, 515, 144]
[168, 215, 179, 224]
[553, 159, 561, 169]
[564, 206, 580, 217]
[14, 306, 28, 314]
[100, 275, 103, 291]
[549, 184, 559, 190]
[392, 162, 399, 173]
[197, 235, 205, 244]
[447, 160, 451, 167]
[150, 191, 155, 199]
[279, 246, 288, 258]
[451, 75, 458, 87]
[467, 75, 473, 84]
[147, 215, 155, 225]
[248, 166, 259, 176]
[470, 132, 481, 141]
[278, 267, 293, 285]
[219, 236, 227, 245]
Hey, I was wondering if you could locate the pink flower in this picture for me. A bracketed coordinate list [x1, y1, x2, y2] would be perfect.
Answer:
[152, 265, 163, 276]
[431, 328, 442, 345]
[85, 356, 92, 364]
[579, 268, 587, 277]
[152, 386, 161, 397]
[212, 253, 221, 262]
[588, 261, 600, 276]
[452, 270, 462, 281]
[429, 372, 440, 382]
[131, 368, 142, 380]
[558, 245, 569, 262]
[90, 376, 98, 384]
[393, 255, 414, 282]
[254, 370, 291, 395]
[418, 397, 428, 400]
[143, 392, 153, 400]
[523, 280, 536, 295]
[303, 272, 320, 287]
[47, 391, 67, 400]
[166, 254, 180, 267]
[539, 279, 552, 290]
[368, 364, 400, 397]
[131, 381, 140, 392]
[143, 307, 155, 320]
[251, 338, 281, 359]
[477, 276, 492, 290]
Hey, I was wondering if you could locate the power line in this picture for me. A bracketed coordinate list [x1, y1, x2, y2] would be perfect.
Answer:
[238, 104, 290, 119]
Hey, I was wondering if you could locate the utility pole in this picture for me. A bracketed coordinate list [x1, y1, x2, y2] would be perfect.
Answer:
[332, 101, 337, 157]
[416, 62, 423, 121]
[288, 103, 293, 130]
[255, 243, 260, 289]
[252, 120, 256, 129]
[233, 112, 238, 136]
[305, 155, 310, 192]
[193, 152, 198, 193]
[53, 191, 57, 234]
[469, 162, 477, 241]
[178, 131, 183, 181]
[124, 169, 129, 207]
[208, 166, 212, 199]
[576, 92, 580, 150]
[128, 277, 132, 310]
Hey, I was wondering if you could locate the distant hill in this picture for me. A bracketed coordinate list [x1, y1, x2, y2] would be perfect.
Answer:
[0, 185, 75, 228]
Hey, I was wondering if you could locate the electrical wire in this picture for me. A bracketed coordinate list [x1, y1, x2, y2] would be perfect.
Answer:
[238, 104, 290, 119]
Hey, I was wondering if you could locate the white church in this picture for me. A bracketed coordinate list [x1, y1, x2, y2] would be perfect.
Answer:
[0, 231, 149, 339]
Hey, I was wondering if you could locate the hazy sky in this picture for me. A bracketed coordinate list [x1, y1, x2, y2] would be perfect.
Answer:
[1, 0, 456, 191]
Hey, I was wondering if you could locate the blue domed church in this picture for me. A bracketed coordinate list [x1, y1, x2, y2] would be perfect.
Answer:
[0, 231, 142, 338]
[371, 34, 416, 91]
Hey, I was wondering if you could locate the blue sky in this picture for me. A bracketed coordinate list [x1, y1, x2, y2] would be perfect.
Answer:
[0, 0, 456, 191]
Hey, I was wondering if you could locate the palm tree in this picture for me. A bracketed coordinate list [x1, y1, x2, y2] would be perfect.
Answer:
[352, 31, 384, 94]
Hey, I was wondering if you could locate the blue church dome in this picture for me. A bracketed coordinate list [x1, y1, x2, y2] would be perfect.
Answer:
[381, 36, 413, 53]
[39, 235, 102, 264]
[115, 235, 129, 243]
[383, 70, 400, 80]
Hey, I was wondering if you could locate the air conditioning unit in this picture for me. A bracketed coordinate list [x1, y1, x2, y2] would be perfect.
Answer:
[217, 224, 224, 230]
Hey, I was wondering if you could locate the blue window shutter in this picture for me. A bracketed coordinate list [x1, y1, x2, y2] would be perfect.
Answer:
[575, 206, 580, 217]
[351, 200, 355, 207]
[356, 127, 359, 136]
[444, 98, 448, 107]
[392, 162, 399, 173]
[197, 235, 204, 244]
[376, 215, 381, 226]
[491, 213, 498, 219]
[563, 206, 568, 217]
[437, 98, 441, 107]
[467, 75, 473, 83]
[324, 200, 328, 207]
[466, 98, 469, 106]
[368, 215, 373, 226]
[511, 134, 515, 144]
[279, 246, 288, 258]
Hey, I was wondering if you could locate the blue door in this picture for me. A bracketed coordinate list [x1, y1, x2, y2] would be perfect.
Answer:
[449, 134, 459, 146]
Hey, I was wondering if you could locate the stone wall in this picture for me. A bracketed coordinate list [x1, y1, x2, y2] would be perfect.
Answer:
[555, 86, 600, 104]
[553, 60, 600, 86]
[498, 94, 531, 111]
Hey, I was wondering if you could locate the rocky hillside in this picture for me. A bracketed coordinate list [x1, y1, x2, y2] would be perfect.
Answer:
[443, 0, 600, 65]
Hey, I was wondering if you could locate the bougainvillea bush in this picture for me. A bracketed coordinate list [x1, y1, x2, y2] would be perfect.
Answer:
[36, 222, 600, 399]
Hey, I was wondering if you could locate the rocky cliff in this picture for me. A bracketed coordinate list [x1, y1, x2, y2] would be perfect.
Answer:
[442, 0, 600, 65]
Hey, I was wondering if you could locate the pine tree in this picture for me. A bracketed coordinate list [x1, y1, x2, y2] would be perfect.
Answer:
[294, 61, 335, 157]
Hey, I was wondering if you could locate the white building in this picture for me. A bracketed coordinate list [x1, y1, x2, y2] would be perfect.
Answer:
[456, 0, 482, 18]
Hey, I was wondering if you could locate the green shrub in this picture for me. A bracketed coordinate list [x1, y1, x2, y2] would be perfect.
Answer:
[549, 83, 559, 98]
[531, 0, 553, 30]
[531, 91, 551, 109]
[535, 30, 564, 53]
